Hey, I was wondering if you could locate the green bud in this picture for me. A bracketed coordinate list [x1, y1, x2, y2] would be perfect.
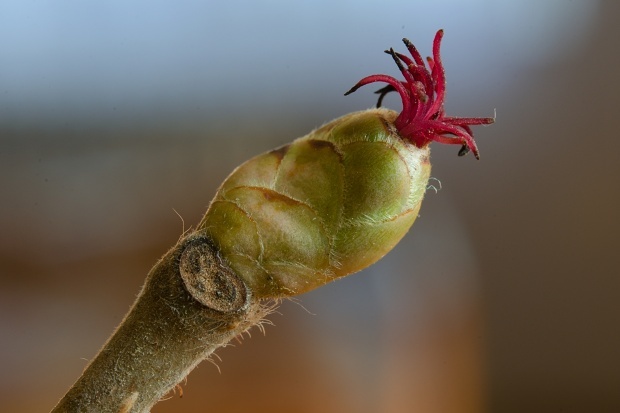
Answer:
[199, 30, 493, 298]
[199, 108, 430, 297]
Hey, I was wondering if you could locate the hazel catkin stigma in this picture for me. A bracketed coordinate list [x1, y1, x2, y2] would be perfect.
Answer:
[199, 30, 493, 298]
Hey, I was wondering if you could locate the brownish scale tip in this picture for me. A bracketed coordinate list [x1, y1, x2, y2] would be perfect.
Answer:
[345, 30, 494, 159]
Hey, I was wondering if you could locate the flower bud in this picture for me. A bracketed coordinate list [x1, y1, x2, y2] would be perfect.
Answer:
[199, 108, 429, 297]
[199, 30, 493, 298]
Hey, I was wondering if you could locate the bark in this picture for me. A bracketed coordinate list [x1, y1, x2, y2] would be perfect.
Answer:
[51, 233, 271, 413]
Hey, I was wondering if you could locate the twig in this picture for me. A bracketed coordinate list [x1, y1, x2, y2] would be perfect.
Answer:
[50, 233, 271, 413]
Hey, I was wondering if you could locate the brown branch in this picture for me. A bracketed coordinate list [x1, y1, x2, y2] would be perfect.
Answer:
[50, 233, 271, 413]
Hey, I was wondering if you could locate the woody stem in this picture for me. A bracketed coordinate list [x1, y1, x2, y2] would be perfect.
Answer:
[50, 234, 269, 413]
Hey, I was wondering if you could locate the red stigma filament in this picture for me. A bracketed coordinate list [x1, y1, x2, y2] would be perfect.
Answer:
[345, 30, 494, 159]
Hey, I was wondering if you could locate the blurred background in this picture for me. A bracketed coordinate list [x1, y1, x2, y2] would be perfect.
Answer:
[1, 1, 618, 412]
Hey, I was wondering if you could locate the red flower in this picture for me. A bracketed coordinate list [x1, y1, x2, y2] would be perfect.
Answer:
[345, 30, 494, 159]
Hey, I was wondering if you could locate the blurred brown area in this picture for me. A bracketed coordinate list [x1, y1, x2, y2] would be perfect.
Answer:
[2, 2, 619, 413]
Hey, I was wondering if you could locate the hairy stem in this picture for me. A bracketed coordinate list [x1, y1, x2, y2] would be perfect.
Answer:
[51, 233, 270, 413]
